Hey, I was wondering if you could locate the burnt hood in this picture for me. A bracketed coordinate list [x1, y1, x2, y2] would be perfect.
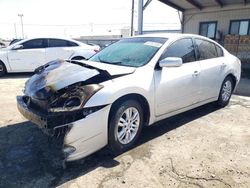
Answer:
[24, 59, 135, 99]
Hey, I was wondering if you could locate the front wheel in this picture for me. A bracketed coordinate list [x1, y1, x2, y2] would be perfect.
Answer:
[217, 76, 234, 107]
[108, 100, 143, 154]
[0, 62, 6, 77]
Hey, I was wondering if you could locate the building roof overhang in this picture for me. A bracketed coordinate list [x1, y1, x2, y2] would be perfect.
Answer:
[159, 0, 250, 11]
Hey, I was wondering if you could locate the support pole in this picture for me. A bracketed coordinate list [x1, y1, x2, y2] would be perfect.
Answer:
[130, 0, 135, 36]
[14, 23, 17, 38]
[137, 0, 143, 35]
[18, 14, 24, 38]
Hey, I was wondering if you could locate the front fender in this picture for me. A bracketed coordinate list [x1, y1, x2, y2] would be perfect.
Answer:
[84, 66, 155, 124]
[85, 65, 154, 107]
[85, 80, 153, 108]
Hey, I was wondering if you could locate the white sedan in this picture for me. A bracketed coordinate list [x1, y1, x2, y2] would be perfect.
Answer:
[0, 37, 98, 76]
[17, 33, 241, 162]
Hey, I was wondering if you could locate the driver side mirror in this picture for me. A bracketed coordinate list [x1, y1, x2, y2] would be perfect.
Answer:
[12, 44, 23, 50]
[159, 57, 183, 68]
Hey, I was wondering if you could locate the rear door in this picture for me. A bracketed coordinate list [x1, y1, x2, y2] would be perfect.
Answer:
[154, 38, 202, 116]
[194, 38, 225, 100]
[46, 39, 77, 62]
[7, 39, 47, 72]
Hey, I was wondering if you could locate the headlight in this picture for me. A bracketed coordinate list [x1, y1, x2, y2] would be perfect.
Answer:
[49, 84, 103, 112]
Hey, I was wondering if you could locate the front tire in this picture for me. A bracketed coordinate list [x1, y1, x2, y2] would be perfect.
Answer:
[217, 76, 234, 107]
[0, 61, 6, 77]
[108, 100, 143, 154]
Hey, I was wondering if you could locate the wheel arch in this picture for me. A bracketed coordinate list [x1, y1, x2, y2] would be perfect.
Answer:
[225, 73, 237, 90]
[71, 56, 86, 60]
[108, 93, 150, 127]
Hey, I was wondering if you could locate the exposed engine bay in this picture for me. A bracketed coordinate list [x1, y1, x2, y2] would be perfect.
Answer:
[21, 60, 111, 133]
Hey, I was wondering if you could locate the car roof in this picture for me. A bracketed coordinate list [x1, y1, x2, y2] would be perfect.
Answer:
[133, 33, 213, 40]
[131, 33, 222, 46]
[7, 37, 91, 48]
[16, 37, 81, 43]
[133, 33, 183, 38]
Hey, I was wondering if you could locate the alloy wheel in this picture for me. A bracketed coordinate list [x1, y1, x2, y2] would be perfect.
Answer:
[221, 80, 232, 102]
[116, 107, 140, 145]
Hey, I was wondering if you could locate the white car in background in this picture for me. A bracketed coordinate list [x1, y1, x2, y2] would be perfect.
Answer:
[0, 38, 98, 76]
[17, 34, 241, 162]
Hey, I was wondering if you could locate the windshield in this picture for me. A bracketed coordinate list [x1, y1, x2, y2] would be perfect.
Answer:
[89, 37, 167, 67]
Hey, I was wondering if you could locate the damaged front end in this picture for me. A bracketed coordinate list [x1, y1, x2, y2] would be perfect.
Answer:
[17, 94, 106, 162]
[16, 59, 118, 162]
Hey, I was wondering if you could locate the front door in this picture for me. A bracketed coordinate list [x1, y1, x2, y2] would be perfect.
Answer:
[8, 39, 46, 72]
[154, 38, 201, 116]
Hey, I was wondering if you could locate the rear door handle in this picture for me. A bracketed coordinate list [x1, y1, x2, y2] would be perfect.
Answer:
[193, 70, 200, 76]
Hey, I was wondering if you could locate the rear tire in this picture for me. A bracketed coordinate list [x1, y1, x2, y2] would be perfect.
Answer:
[0, 61, 6, 77]
[217, 76, 234, 107]
[108, 100, 143, 154]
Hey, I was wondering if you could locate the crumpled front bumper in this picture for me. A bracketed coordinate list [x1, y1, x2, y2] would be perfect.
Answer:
[17, 96, 48, 130]
[17, 96, 111, 161]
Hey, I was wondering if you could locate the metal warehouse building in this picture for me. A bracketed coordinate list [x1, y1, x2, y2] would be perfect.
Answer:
[158, 0, 250, 66]
[159, 0, 250, 40]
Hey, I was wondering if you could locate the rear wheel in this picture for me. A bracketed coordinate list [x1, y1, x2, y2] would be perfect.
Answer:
[0, 62, 6, 77]
[217, 76, 234, 107]
[108, 100, 143, 154]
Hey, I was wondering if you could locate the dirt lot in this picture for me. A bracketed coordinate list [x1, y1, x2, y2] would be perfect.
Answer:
[0, 74, 250, 188]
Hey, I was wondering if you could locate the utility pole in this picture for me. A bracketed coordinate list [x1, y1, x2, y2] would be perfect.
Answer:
[18, 14, 24, 38]
[137, 0, 143, 35]
[14, 23, 17, 38]
[130, 0, 135, 36]
[89, 22, 94, 33]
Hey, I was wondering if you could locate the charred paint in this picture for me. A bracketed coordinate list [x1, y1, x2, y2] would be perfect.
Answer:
[17, 59, 135, 163]
[25, 59, 100, 99]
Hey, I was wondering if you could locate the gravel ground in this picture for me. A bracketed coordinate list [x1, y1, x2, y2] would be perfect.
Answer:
[0, 74, 250, 188]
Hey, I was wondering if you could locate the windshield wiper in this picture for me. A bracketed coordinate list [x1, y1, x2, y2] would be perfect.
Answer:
[97, 56, 109, 64]
[97, 56, 123, 65]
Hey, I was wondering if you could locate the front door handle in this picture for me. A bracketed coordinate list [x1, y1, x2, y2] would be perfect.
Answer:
[221, 63, 226, 68]
[193, 70, 200, 76]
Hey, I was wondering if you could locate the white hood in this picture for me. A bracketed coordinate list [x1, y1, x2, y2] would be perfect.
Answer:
[24, 59, 136, 99]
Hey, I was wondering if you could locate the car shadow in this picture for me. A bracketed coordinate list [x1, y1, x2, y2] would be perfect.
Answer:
[0, 102, 220, 188]
[1, 73, 33, 79]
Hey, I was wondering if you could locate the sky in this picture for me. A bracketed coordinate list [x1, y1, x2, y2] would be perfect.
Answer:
[0, 0, 181, 39]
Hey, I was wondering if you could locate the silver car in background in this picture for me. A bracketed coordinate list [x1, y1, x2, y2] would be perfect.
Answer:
[17, 34, 241, 162]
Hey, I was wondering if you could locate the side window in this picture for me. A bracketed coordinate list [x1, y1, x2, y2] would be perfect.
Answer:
[195, 39, 217, 60]
[199, 22, 217, 39]
[160, 38, 196, 63]
[22, 39, 46, 49]
[215, 45, 224, 57]
[229, 20, 250, 35]
[68, 41, 78, 47]
[49, 39, 69, 47]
